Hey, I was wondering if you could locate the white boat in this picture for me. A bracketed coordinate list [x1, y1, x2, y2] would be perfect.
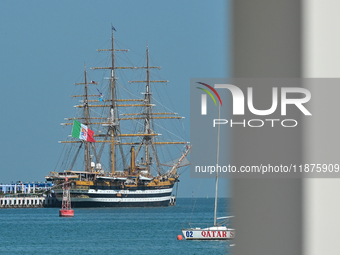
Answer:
[181, 104, 235, 240]
[182, 216, 235, 240]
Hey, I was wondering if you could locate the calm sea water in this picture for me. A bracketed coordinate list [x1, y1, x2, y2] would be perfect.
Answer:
[0, 198, 233, 255]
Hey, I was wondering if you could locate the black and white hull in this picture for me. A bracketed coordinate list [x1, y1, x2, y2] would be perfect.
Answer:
[53, 186, 174, 207]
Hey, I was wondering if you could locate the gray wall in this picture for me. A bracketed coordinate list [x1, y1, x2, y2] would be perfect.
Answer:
[303, 1, 340, 254]
[232, 1, 302, 255]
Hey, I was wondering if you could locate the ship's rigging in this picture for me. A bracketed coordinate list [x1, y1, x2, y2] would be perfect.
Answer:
[57, 27, 190, 178]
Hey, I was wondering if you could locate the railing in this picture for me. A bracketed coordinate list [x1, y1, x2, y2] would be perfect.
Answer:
[184, 222, 213, 229]
[216, 216, 234, 227]
[182, 216, 234, 229]
[0, 196, 57, 208]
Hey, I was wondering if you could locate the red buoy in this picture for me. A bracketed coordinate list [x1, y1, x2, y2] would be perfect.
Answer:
[59, 177, 74, 217]
[177, 235, 183, 240]
[59, 209, 74, 217]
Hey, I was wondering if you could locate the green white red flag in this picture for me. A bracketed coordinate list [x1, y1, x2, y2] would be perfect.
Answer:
[71, 119, 96, 142]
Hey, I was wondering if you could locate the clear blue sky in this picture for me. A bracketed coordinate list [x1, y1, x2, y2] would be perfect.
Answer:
[0, 0, 230, 197]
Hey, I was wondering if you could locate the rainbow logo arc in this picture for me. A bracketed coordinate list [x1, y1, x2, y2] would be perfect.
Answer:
[196, 82, 222, 106]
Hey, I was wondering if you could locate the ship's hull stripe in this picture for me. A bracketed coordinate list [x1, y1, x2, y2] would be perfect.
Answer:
[88, 185, 173, 191]
[51, 200, 170, 208]
[54, 188, 173, 195]
[59, 196, 171, 203]
[88, 188, 173, 194]
[67, 192, 172, 198]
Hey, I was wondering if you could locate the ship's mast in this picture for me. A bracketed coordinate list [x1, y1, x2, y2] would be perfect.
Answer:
[130, 46, 186, 175]
[110, 27, 116, 174]
[61, 65, 96, 172]
[83, 65, 91, 172]
[144, 46, 151, 171]
[94, 26, 127, 174]
[91, 26, 132, 174]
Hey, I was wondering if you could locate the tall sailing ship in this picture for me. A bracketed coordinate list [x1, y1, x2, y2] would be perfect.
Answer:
[45, 27, 190, 207]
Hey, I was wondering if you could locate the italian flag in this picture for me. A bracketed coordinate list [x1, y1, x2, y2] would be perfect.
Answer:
[71, 119, 96, 142]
